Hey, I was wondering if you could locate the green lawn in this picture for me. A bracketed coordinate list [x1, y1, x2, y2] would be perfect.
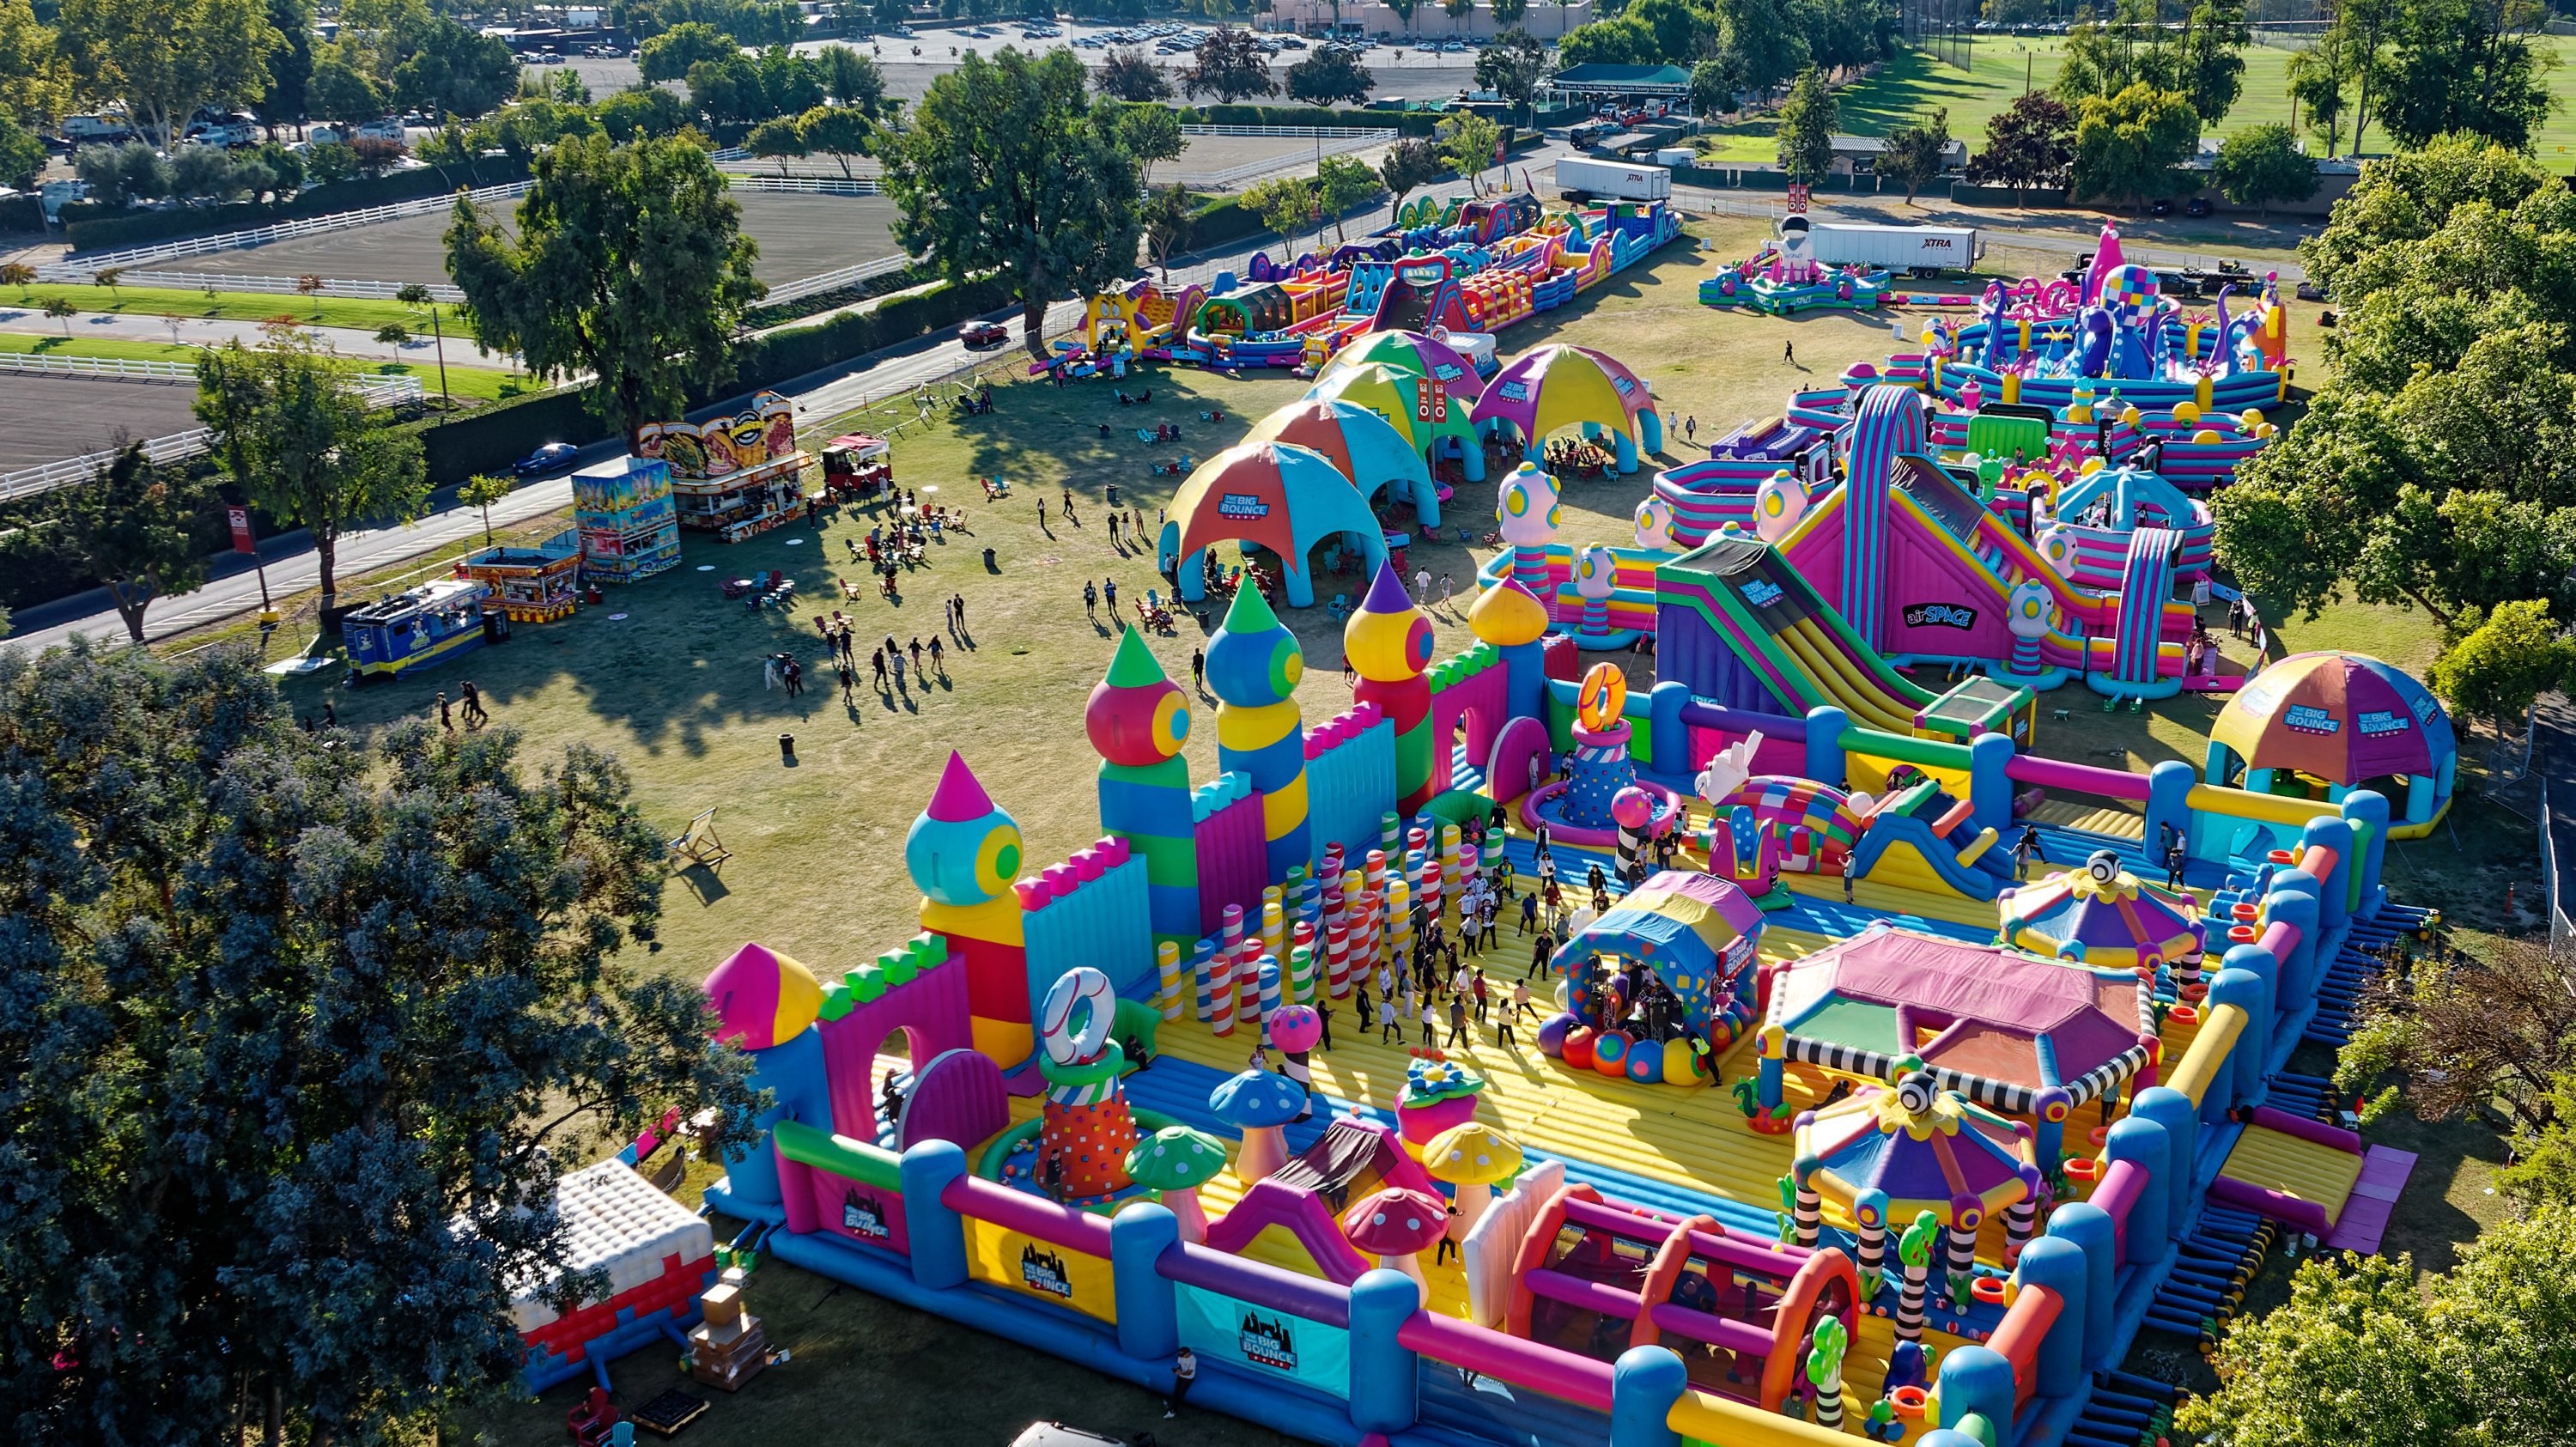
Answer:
[1699, 36, 2576, 167]
[0, 331, 532, 402]
[143, 219, 2506, 1445]
[2, 282, 453, 334]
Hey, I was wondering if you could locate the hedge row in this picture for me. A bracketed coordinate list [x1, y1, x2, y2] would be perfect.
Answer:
[0, 193, 42, 234]
[1176, 103, 1455, 137]
[62, 156, 533, 252]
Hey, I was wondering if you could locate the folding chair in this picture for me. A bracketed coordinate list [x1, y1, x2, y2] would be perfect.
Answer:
[667, 807, 732, 872]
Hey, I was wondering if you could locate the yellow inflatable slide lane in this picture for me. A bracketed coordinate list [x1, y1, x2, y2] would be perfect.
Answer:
[2211, 1108, 2368, 1239]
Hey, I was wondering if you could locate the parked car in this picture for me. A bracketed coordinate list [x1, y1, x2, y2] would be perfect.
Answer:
[959, 319, 1009, 349]
[513, 441, 580, 475]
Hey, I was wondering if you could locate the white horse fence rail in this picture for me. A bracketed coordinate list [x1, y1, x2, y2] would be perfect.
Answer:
[37, 182, 533, 277]
[0, 375, 422, 502]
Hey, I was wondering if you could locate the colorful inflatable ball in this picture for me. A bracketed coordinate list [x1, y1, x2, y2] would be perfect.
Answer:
[1591, 1029, 1631, 1077]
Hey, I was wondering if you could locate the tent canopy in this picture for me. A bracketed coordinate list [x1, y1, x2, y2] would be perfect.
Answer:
[1471, 344, 1661, 445]
[1325, 329, 1489, 401]
[2213, 651, 2456, 786]
[1164, 441, 1390, 608]
[1243, 399, 1437, 520]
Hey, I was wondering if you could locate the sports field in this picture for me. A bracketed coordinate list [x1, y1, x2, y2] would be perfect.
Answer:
[162, 191, 906, 289]
[1696, 36, 2576, 166]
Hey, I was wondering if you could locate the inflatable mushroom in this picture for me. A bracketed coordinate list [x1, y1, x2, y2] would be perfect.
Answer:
[1125, 1125, 1230, 1243]
[1422, 1122, 1523, 1239]
[1340, 1187, 1449, 1294]
[1210, 1068, 1307, 1182]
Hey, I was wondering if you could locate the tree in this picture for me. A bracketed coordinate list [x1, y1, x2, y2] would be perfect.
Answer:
[0, 0, 73, 128]
[389, 15, 519, 119]
[795, 102, 872, 178]
[1774, 65, 1836, 184]
[1183, 26, 1277, 102]
[2286, 37, 2354, 156]
[596, 83, 692, 141]
[40, 295, 73, 336]
[2498, 1071, 2576, 1208]
[1876, 106, 1948, 204]
[1436, 109, 1503, 191]
[2373, 0, 2555, 152]
[459, 471, 516, 545]
[2168, 0, 2249, 125]
[193, 329, 429, 620]
[0, 117, 44, 190]
[1492, 0, 1527, 24]
[393, 280, 450, 403]
[0, 442, 213, 641]
[2070, 82, 2198, 210]
[1286, 45, 1373, 106]
[0, 643, 757, 1446]
[745, 112, 806, 173]
[1474, 28, 1550, 125]
[309, 48, 388, 126]
[641, 19, 741, 81]
[2299, 131, 2551, 294]
[878, 50, 1142, 355]
[1691, 52, 1748, 119]
[1715, 0, 1810, 94]
[2055, 2, 2158, 102]
[0, 262, 33, 297]
[1242, 173, 1318, 260]
[76, 138, 170, 207]
[2428, 599, 2576, 738]
[1379, 134, 1440, 221]
[1385, 0, 1419, 36]
[168, 142, 239, 202]
[1314, 153, 1381, 241]
[1142, 182, 1194, 281]
[451, 136, 765, 448]
[817, 42, 886, 112]
[2336, 933, 2576, 1134]
[305, 137, 359, 183]
[2177, 1212, 2576, 1447]
[2210, 123, 2317, 216]
[1118, 102, 1184, 185]
[1096, 50, 1173, 101]
[58, 0, 283, 149]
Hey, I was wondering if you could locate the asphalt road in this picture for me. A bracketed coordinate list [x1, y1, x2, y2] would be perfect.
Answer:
[0, 374, 208, 469]
[8, 147, 1567, 653]
[167, 192, 906, 289]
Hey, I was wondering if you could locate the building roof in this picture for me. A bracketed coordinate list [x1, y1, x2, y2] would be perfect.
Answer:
[1548, 62, 1692, 91]
[1830, 134, 1971, 165]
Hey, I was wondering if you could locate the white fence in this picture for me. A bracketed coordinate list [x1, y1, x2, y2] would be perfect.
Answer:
[721, 173, 883, 196]
[1178, 125, 1400, 139]
[39, 182, 533, 277]
[762, 254, 915, 307]
[0, 374, 424, 502]
[1172, 128, 1398, 191]
[0, 353, 198, 381]
[46, 270, 469, 303]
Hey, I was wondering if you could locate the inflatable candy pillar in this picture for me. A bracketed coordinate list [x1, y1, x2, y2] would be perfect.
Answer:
[1564, 663, 1637, 830]
[1036, 966, 1139, 1201]
[1208, 584, 1314, 880]
[907, 751, 1032, 1067]
[702, 941, 830, 1219]
[1495, 462, 1562, 596]
[1089, 629, 1200, 953]
[1347, 561, 1438, 815]
[1469, 576, 1552, 741]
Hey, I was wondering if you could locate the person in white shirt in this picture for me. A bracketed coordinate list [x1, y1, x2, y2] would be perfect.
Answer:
[1165, 1347, 1197, 1418]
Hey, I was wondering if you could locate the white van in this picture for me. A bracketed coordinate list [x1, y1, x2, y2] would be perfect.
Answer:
[63, 115, 134, 143]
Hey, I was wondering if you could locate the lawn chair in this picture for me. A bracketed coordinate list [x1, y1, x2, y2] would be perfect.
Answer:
[838, 575, 867, 601]
[1326, 592, 1352, 623]
[665, 806, 732, 872]
[720, 575, 756, 599]
[1136, 428, 1158, 445]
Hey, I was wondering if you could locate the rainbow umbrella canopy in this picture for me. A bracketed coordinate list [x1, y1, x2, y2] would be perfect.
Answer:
[1243, 399, 1443, 527]
[1164, 441, 1389, 609]
[1304, 363, 1487, 482]
[2209, 652, 2457, 830]
[1999, 849, 2205, 972]
[1553, 871, 1766, 1034]
[1323, 329, 1488, 403]
[1791, 1068, 2044, 1273]
[1468, 344, 1666, 471]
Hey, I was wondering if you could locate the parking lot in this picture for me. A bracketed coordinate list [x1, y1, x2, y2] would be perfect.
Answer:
[159, 191, 906, 289]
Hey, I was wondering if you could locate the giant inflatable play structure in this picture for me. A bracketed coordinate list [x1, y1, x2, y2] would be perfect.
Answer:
[1051, 188, 1682, 380]
[670, 327, 2439, 1447]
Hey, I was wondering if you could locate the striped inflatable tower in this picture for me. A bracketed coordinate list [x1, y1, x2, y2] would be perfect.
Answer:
[1840, 386, 1929, 652]
[1208, 584, 1314, 882]
[1347, 561, 1439, 815]
[1087, 629, 1200, 954]
[906, 752, 1034, 1067]
[2110, 527, 2180, 686]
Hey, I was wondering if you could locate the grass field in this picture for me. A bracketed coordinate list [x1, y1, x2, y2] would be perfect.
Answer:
[153, 218, 2512, 1445]
[1, 282, 455, 334]
[0, 331, 529, 402]
[1697, 36, 2576, 167]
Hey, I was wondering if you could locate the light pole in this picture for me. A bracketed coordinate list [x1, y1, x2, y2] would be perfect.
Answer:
[396, 283, 451, 406]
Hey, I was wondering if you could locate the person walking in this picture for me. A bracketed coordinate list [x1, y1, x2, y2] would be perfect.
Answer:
[928, 635, 945, 676]
[2014, 824, 2042, 880]
[908, 637, 926, 674]
[1685, 415, 1698, 444]
[951, 591, 967, 631]
[1191, 647, 1206, 690]
[1446, 992, 1470, 1049]
[1083, 581, 1098, 619]
[1037, 496, 1049, 532]
[1315, 994, 1334, 1050]
[1470, 968, 1490, 1023]
[435, 690, 453, 732]
[1519, 891, 1540, 934]
[1783, 339, 1796, 366]
[1164, 1347, 1197, 1420]
[459, 680, 489, 727]
[1103, 578, 1119, 613]
[1528, 929, 1554, 981]
[1377, 990, 1401, 1043]
[1842, 848, 1856, 904]
[837, 659, 856, 702]
[2166, 841, 2188, 891]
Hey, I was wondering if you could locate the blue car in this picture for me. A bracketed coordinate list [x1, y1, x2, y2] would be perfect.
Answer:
[513, 441, 580, 475]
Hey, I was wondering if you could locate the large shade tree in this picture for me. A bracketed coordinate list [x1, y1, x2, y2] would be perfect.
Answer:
[0, 643, 758, 1446]
[878, 49, 1143, 356]
[447, 134, 768, 450]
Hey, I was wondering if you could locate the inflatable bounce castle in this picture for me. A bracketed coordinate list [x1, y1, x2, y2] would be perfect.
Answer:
[668, 328, 2438, 1447]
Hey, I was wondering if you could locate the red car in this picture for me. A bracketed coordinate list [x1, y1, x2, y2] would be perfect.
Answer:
[960, 320, 1009, 349]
